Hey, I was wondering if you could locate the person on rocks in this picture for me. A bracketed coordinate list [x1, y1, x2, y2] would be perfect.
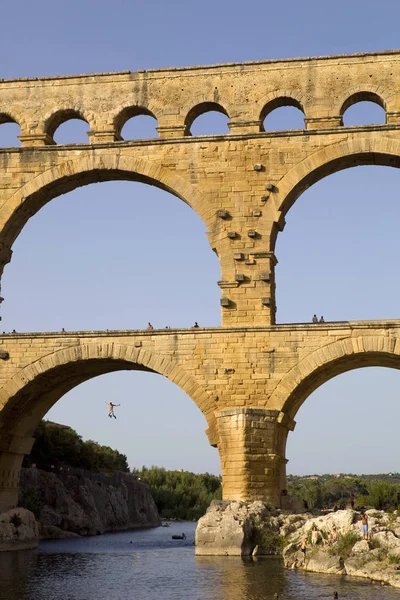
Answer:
[330, 525, 338, 544]
[300, 537, 307, 563]
[361, 512, 369, 540]
[105, 401, 120, 419]
[147, 322, 154, 330]
[311, 526, 319, 545]
[350, 493, 355, 509]
[192, 322, 199, 328]
[312, 314, 318, 323]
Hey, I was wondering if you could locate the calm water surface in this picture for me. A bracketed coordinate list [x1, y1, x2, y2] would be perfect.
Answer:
[0, 522, 399, 600]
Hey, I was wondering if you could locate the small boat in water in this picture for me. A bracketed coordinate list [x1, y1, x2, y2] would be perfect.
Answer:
[172, 533, 186, 540]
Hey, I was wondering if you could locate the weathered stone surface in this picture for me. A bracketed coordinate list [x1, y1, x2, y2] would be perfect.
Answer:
[302, 509, 356, 535]
[283, 509, 400, 588]
[2, 51, 400, 510]
[20, 468, 160, 538]
[0, 507, 39, 551]
[198, 502, 400, 588]
[196, 500, 274, 556]
[352, 540, 370, 554]
[305, 550, 344, 575]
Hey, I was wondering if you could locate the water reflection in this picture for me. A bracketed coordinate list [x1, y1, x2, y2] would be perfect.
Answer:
[0, 524, 400, 600]
[195, 556, 287, 599]
[0, 550, 36, 600]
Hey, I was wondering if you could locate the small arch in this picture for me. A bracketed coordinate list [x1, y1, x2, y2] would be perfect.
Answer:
[261, 97, 305, 131]
[0, 114, 21, 147]
[185, 102, 230, 136]
[115, 106, 158, 140]
[44, 109, 90, 144]
[341, 92, 386, 126]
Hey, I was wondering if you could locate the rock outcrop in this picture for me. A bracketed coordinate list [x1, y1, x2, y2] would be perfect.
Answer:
[20, 468, 160, 539]
[282, 509, 400, 588]
[196, 501, 400, 588]
[196, 500, 280, 556]
[0, 507, 39, 551]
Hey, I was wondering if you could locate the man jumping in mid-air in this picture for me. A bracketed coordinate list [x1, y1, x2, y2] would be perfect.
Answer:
[105, 401, 120, 419]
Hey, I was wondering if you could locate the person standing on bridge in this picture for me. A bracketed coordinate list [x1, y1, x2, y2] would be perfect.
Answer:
[105, 401, 120, 419]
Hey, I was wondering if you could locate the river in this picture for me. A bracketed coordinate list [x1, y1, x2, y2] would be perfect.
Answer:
[0, 522, 399, 599]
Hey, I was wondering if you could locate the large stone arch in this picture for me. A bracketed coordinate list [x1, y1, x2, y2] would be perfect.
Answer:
[0, 341, 218, 512]
[0, 152, 209, 251]
[268, 335, 400, 420]
[268, 136, 400, 249]
[0, 341, 217, 440]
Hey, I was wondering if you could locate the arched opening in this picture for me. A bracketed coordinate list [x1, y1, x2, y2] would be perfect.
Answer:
[45, 110, 89, 144]
[1, 177, 220, 331]
[287, 366, 400, 476]
[115, 107, 158, 140]
[275, 163, 400, 323]
[261, 97, 305, 131]
[43, 370, 219, 474]
[341, 92, 386, 126]
[0, 115, 21, 147]
[185, 102, 230, 136]
[0, 347, 220, 514]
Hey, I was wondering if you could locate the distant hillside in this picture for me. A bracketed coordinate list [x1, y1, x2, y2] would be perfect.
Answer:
[287, 473, 400, 511]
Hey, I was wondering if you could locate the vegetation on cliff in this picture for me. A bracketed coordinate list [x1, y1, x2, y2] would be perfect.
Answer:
[287, 474, 400, 511]
[132, 466, 222, 520]
[26, 420, 129, 473]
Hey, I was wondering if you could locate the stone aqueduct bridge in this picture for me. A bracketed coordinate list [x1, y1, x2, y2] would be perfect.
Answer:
[1, 322, 400, 511]
[1, 49, 400, 510]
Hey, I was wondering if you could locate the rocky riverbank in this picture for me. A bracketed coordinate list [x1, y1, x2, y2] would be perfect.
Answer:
[196, 500, 400, 588]
[0, 507, 39, 551]
[19, 467, 160, 539]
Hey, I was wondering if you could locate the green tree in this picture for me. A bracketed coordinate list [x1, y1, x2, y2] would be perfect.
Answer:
[132, 465, 222, 520]
[28, 420, 129, 473]
[367, 480, 400, 510]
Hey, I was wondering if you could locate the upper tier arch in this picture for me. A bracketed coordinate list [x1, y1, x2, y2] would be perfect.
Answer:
[2, 50, 400, 143]
[0, 153, 208, 251]
[270, 136, 400, 249]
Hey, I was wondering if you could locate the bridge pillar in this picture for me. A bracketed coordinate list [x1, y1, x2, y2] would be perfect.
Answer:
[0, 435, 35, 512]
[218, 252, 277, 326]
[216, 408, 291, 507]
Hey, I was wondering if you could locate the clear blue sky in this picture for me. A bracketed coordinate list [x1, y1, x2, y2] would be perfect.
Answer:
[1, 0, 400, 476]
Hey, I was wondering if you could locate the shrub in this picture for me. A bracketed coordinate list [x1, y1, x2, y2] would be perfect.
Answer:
[369, 537, 381, 550]
[252, 520, 284, 554]
[376, 548, 388, 562]
[10, 513, 22, 528]
[19, 488, 44, 520]
[328, 531, 359, 560]
[388, 553, 399, 564]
